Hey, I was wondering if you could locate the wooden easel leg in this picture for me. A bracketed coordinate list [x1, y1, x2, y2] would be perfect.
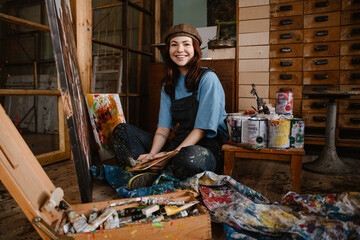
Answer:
[224, 151, 235, 176]
[290, 155, 302, 193]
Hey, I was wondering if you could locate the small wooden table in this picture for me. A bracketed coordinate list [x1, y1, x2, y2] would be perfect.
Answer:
[222, 144, 305, 193]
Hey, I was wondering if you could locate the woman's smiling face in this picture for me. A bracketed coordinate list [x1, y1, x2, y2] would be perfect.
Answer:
[169, 36, 194, 74]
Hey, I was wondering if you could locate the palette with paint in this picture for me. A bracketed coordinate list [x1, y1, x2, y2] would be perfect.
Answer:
[0, 105, 211, 240]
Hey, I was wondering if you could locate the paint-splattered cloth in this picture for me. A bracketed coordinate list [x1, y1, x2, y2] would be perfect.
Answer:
[92, 167, 360, 239]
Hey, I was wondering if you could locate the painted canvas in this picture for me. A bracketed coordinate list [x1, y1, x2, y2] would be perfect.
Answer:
[85, 94, 126, 161]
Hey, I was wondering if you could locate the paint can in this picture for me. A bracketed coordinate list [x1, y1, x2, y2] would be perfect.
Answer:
[276, 88, 294, 115]
[290, 118, 305, 148]
[268, 119, 291, 149]
[244, 117, 268, 148]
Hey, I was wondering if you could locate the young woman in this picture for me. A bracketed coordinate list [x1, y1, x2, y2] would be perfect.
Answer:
[113, 23, 228, 189]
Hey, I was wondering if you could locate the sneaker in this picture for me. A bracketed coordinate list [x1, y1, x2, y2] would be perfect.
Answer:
[128, 172, 159, 190]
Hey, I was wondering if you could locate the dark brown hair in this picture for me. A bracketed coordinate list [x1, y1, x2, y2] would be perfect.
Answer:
[161, 38, 203, 98]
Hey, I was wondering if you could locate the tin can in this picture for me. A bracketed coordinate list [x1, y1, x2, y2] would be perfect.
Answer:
[231, 116, 242, 143]
[290, 118, 305, 148]
[268, 119, 291, 149]
[276, 88, 293, 115]
[244, 117, 268, 148]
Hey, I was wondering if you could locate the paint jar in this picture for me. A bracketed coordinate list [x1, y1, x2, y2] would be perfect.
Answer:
[244, 117, 268, 148]
[276, 88, 294, 115]
[268, 119, 291, 149]
[290, 118, 305, 148]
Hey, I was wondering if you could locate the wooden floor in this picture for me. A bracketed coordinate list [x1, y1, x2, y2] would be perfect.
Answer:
[1, 139, 360, 239]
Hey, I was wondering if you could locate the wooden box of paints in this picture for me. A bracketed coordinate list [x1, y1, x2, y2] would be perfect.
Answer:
[0, 105, 212, 240]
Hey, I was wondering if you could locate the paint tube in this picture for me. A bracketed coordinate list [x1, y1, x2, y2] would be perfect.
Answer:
[88, 208, 117, 231]
[117, 209, 125, 217]
[169, 210, 189, 219]
[67, 210, 92, 233]
[141, 205, 160, 217]
[88, 208, 98, 223]
[163, 201, 199, 216]
[191, 208, 200, 216]
[104, 212, 120, 230]
[63, 222, 71, 234]
[118, 216, 133, 224]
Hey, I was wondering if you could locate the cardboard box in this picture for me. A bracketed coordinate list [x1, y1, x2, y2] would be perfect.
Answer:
[0, 105, 211, 240]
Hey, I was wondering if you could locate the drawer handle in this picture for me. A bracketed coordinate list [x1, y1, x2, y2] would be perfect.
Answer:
[280, 33, 293, 39]
[351, 44, 360, 50]
[280, 19, 293, 25]
[351, 28, 360, 35]
[315, 30, 328, 36]
[352, 12, 360, 19]
[280, 74, 293, 80]
[350, 103, 360, 109]
[351, 73, 360, 79]
[316, 1, 329, 8]
[280, 61, 292, 66]
[315, 16, 328, 22]
[315, 59, 328, 65]
[311, 102, 327, 108]
[314, 45, 328, 51]
[351, 58, 360, 64]
[314, 73, 328, 79]
[350, 118, 360, 123]
[280, 47, 292, 53]
[280, 5, 293, 11]
[313, 116, 326, 122]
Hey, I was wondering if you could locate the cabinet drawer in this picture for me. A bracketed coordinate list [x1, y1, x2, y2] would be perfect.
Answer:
[270, 71, 303, 84]
[340, 24, 360, 41]
[303, 56, 339, 71]
[302, 113, 327, 127]
[239, 5, 270, 20]
[270, 58, 303, 71]
[239, 19, 270, 34]
[239, 0, 270, 7]
[269, 98, 302, 115]
[269, 85, 303, 98]
[270, 1, 304, 18]
[339, 114, 360, 128]
[340, 56, 360, 69]
[304, 12, 341, 29]
[304, 27, 340, 42]
[304, 0, 341, 14]
[340, 40, 360, 55]
[340, 70, 360, 84]
[239, 59, 269, 72]
[239, 46, 270, 59]
[270, 15, 304, 31]
[303, 70, 339, 85]
[340, 85, 360, 99]
[270, 43, 303, 58]
[303, 42, 340, 57]
[239, 32, 269, 46]
[342, 0, 360, 11]
[341, 10, 360, 25]
[302, 99, 328, 113]
[270, 30, 304, 44]
[339, 100, 360, 113]
[239, 72, 269, 85]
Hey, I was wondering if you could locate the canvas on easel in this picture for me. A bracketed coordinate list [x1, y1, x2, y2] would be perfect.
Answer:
[85, 94, 126, 161]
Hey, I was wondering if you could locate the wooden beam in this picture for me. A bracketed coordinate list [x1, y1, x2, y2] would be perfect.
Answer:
[0, 89, 60, 96]
[154, 0, 161, 62]
[75, 0, 92, 94]
[0, 13, 50, 32]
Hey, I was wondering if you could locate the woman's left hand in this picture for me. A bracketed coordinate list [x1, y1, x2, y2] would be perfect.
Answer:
[148, 152, 172, 172]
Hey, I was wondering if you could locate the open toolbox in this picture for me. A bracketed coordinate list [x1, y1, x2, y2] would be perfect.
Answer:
[0, 104, 212, 239]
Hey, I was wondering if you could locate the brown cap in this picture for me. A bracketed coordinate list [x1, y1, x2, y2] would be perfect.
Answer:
[164, 23, 202, 45]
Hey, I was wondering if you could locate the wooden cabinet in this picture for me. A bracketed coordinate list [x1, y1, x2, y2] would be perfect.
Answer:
[147, 59, 236, 133]
[237, 0, 360, 146]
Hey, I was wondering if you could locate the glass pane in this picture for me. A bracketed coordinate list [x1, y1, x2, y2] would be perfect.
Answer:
[2, 95, 59, 155]
[127, 6, 151, 52]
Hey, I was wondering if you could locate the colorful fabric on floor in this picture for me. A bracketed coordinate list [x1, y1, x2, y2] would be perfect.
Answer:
[92, 166, 360, 239]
